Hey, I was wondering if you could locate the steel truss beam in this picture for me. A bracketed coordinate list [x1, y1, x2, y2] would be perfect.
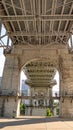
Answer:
[0, 15, 73, 21]
[9, 31, 69, 37]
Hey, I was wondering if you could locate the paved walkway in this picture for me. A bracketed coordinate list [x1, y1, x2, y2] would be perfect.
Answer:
[0, 116, 73, 130]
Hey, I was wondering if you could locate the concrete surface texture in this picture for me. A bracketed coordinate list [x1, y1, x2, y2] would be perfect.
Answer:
[0, 116, 73, 130]
[0, 0, 73, 118]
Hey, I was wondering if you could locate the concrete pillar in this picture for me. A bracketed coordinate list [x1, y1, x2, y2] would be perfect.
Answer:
[30, 87, 33, 115]
[59, 55, 73, 117]
[16, 99, 21, 117]
[37, 100, 38, 106]
[1, 54, 21, 117]
[59, 78, 63, 117]
[60, 80, 73, 117]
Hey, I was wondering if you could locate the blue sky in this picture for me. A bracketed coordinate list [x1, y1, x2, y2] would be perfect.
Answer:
[0, 48, 5, 77]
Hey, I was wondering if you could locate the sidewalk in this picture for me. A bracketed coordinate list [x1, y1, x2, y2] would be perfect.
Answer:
[0, 116, 73, 130]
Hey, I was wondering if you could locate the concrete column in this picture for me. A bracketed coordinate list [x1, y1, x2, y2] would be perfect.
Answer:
[37, 100, 38, 106]
[60, 80, 73, 117]
[46, 87, 50, 106]
[44, 99, 45, 106]
[16, 99, 21, 117]
[59, 78, 63, 117]
[59, 55, 73, 117]
[30, 87, 33, 115]
[1, 54, 21, 117]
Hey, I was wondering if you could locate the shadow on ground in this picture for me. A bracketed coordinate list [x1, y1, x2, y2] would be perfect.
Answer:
[0, 117, 73, 129]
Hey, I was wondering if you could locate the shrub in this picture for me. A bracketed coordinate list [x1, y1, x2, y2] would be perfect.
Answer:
[20, 103, 25, 115]
[56, 108, 59, 115]
[46, 108, 53, 117]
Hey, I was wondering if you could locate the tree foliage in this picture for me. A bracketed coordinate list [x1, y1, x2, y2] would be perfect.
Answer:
[46, 108, 53, 116]
[20, 103, 25, 115]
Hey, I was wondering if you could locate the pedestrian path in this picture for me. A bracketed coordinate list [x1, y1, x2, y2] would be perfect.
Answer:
[0, 116, 73, 130]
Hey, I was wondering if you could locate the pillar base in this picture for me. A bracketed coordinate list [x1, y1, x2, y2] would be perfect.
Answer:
[60, 99, 73, 118]
[0, 97, 20, 118]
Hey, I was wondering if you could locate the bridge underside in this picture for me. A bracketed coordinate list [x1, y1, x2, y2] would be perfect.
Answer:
[0, 0, 73, 117]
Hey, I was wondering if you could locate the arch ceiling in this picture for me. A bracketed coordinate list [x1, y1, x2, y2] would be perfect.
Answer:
[0, 0, 73, 49]
[23, 60, 57, 87]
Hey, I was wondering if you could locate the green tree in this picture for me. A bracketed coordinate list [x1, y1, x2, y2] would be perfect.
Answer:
[46, 108, 53, 117]
[56, 108, 59, 115]
[20, 103, 25, 115]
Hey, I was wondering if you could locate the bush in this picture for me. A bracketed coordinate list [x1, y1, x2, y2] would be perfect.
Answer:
[56, 108, 59, 115]
[20, 103, 25, 115]
[46, 108, 53, 117]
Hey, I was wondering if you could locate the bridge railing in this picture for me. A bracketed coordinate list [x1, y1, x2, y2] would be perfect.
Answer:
[52, 90, 73, 97]
[0, 89, 73, 98]
[60, 90, 73, 97]
[0, 89, 17, 96]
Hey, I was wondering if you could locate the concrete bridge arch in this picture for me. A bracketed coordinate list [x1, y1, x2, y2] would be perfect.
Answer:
[0, 44, 71, 117]
[0, 0, 73, 118]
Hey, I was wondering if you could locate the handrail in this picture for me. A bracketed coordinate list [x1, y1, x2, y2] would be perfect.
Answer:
[0, 89, 17, 96]
[0, 89, 73, 98]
